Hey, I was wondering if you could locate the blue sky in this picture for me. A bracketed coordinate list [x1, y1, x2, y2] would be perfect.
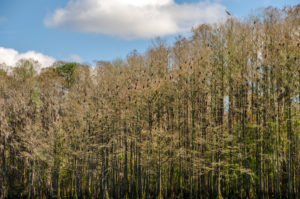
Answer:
[0, 0, 298, 67]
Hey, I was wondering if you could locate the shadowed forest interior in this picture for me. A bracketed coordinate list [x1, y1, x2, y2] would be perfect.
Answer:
[0, 5, 299, 199]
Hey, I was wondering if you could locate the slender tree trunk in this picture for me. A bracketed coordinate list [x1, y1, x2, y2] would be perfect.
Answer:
[0, 139, 5, 199]
[287, 97, 292, 199]
[123, 125, 129, 198]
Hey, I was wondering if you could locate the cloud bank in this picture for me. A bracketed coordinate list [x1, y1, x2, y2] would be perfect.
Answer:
[0, 47, 56, 68]
[45, 0, 226, 39]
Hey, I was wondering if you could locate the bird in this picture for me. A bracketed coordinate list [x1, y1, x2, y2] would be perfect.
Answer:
[225, 9, 232, 16]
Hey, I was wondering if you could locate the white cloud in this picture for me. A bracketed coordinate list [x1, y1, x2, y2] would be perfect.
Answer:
[0, 47, 56, 68]
[45, 0, 226, 39]
[68, 54, 83, 63]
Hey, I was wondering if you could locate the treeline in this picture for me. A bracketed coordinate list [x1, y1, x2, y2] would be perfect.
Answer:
[0, 5, 299, 199]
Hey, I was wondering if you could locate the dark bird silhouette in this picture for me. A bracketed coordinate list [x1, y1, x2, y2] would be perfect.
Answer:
[225, 9, 231, 16]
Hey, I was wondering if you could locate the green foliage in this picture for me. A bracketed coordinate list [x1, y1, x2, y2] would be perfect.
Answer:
[31, 90, 41, 104]
[0, 68, 7, 76]
[54, 62, 78, 86]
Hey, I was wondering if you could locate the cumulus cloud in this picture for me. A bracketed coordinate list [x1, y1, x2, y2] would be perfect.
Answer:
[0, 47, 56, 68]
[45, 0, 226, 39]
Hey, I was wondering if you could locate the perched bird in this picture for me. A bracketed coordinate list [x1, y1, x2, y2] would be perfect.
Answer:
[225, 9, 232, 16]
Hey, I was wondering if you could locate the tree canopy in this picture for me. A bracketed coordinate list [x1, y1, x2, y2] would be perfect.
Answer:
[0, 4, 299, 199]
